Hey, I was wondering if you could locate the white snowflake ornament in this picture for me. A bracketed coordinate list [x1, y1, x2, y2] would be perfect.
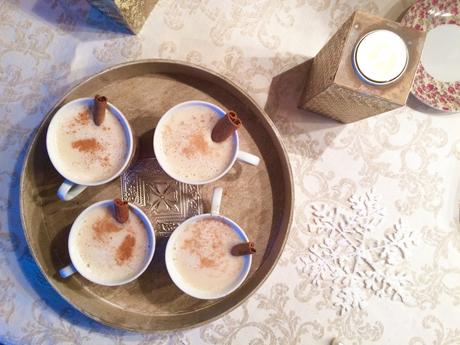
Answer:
[299, 190, 416, 314]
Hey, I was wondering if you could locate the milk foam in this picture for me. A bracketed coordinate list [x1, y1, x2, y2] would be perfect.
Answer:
[171, 218, 244, 294]
[49, 103, 128, 184]
[73, 205, 151, 284]
[160, 105, 235, 182]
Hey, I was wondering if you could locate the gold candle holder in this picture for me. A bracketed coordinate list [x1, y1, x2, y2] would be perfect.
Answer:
[299, 11, 426, 123]
[89, 0, 158, 34]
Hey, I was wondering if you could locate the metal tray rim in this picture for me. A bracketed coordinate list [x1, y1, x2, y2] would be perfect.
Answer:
[19, 59, 294, 332]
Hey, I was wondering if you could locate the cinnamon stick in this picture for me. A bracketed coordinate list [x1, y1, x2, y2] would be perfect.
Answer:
[113, 198, 129, 224]
[93, 95, 107, 126]
[211, 111, 241, 142]
[231, 242, 256, 256]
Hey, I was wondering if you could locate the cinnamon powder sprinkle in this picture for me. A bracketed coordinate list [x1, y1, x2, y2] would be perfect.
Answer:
[75, 109, 90, 126]
[181, 220, 227, 269]
[66, 109, 90, 134]
[199, 257, 216, 268]
[181, 131, 210, 158]
[71, 138, 103, 153]
[101, 155, 110, 167]
[92, 215, 122, 241]
[116, 234, 136, 265]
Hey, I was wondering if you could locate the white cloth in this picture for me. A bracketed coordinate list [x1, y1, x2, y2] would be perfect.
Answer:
[1, 0, 459, 344]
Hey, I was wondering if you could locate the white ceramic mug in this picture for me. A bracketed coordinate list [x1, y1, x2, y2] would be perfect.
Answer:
[165, 187, 252, 299]
[59, 200, 155, 286]
[46, 98, 134, 201]
[153, 100, 260, 185]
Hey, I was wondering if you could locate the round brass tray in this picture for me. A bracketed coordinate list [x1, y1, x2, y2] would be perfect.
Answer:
[20, 60, 293, 331]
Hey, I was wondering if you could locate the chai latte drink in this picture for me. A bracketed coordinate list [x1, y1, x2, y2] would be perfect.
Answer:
[159, 105, 235, 181]
[170, 218, 245, 294]
[72, 204, 152, 284]
[49, 103, 128, 184]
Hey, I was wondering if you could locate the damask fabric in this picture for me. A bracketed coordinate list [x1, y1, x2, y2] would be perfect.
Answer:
[1, 0, 459, 344]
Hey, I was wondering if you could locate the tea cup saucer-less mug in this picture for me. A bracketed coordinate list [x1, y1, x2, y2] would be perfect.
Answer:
[46, 97, 134, 201]
[153, 100, 260, 185]
[59, 200, 155, 286]
[165, 187, 252, 299]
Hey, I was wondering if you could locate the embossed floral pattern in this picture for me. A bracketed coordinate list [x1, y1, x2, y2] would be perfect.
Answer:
[323, 111, 448, 216]
[327, 309, 384, 345]
[406, 223, 460, 309]
[121, 158, 203, 237]
[148, 183, 178, 212]
[202, 284, 324, 344]
[408, 315, 460, 345]
[162, 0, 300, 49]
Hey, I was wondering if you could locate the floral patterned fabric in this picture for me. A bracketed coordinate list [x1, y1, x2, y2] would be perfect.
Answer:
[401, 0, 460, 112]
[1, 0, 460, 344]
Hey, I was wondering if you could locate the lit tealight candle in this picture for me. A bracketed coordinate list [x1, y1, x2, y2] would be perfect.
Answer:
[353, 29, 409, 85]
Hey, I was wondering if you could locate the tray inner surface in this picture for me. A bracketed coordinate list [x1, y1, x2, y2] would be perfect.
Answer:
[21, 62, 291, 331]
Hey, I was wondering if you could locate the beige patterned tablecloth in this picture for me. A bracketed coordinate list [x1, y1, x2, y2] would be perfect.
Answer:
[1, 0, 460, 344]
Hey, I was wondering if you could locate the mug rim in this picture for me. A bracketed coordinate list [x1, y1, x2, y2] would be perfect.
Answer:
[68, 199, 155, 286]
[165, 213, 252, 300]
[153, 100, 239, 185]
[46, 97, 134, 187]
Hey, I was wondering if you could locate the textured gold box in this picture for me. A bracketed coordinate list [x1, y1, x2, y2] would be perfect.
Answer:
[90, 0, 158, 34]
[299, 11, 425, 123]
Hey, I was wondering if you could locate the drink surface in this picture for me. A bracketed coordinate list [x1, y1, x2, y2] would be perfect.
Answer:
[50, 103, 128, 184]
[73, 205, 151, 284]
[160, 105, 234, 181]
[171, 218, 244, 294]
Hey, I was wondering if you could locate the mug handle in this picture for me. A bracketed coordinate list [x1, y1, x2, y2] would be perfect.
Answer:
[236, 151, 260, 166]
[211, 187, 223, 216]
[59, 264, 77, 278]
[57, 179, 87, 201]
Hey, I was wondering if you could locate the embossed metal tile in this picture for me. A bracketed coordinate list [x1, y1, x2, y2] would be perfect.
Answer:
[120, 158, 203, 237]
